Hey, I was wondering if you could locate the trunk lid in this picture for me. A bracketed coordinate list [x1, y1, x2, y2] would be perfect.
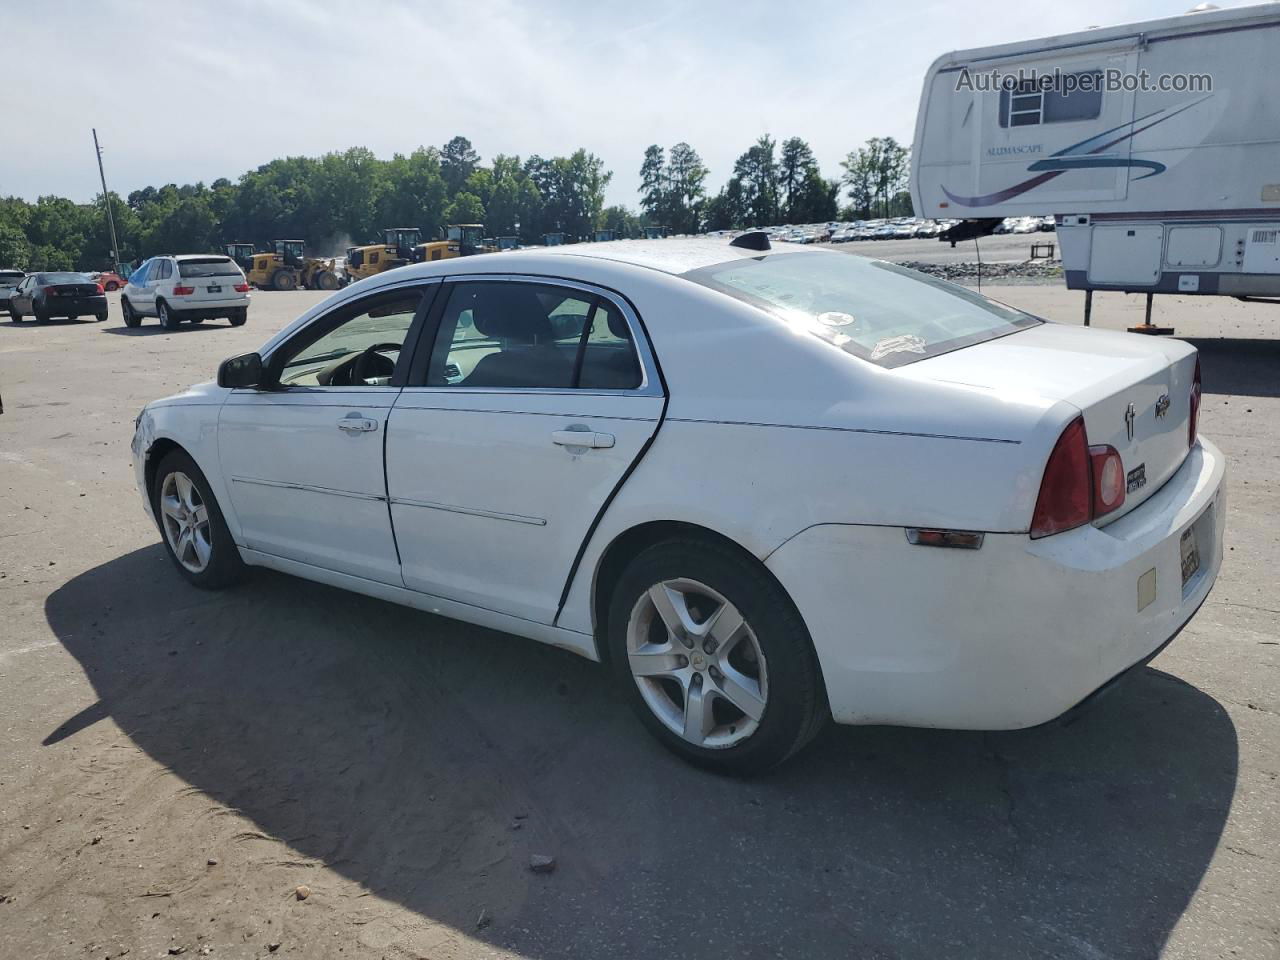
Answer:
[899, 323, 1197, 523]
[177, 258, 244, 302]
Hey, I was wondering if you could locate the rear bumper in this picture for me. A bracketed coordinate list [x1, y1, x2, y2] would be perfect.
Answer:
[42, 296, 107, 316]
[170, 295, 250, 319]
[766, 437, 1226, 729]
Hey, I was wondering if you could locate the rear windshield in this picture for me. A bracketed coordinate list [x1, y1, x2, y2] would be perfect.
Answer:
[683, 252, 1041, 368]
[38, 272, 90, 284]
[178, 257, 241, 278]
[0, 271, 23, 281]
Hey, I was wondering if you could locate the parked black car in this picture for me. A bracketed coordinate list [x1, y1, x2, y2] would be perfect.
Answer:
[8, 272, 108, 323]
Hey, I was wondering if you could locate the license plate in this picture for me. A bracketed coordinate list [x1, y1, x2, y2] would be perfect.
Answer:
[207, 285, 222, 293]
[1180, 525, 1201, 585]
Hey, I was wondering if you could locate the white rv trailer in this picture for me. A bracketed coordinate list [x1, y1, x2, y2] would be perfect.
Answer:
[911, 4, 1280, 303]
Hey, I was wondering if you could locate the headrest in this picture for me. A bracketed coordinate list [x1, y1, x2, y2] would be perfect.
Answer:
[467, 285, 553, 342]
[604, 307, 631, 341]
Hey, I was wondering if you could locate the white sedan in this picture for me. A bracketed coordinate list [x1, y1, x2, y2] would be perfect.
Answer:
[131, 235, 1225, 773]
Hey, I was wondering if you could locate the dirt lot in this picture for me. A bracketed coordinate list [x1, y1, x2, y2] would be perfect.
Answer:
[1, 282, 1278, 960]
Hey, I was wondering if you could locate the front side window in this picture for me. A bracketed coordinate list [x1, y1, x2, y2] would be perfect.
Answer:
[425, 282, 641, 390]
[684, 252, 1040, 369]
[272, 290, 423, 388]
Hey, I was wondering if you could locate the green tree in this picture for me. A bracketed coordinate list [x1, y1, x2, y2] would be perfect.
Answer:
[0, 222, 31, 268]
[732, 135, 779, 226]
[666, 142, 707, 234]
[444, 191, 485, 226]
[778, 137, 816, 220]
[638, 144, 666, 221]
[441, 136, 480, 197]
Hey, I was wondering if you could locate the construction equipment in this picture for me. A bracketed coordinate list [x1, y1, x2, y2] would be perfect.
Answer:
[224, 243, 256, 273]
[416, 224, 495, 262]
[344, 227, 422, 284]
[246, 240, 340, 292]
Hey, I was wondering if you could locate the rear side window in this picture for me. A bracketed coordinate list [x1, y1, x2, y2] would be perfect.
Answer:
[424, 282, 642, 390]
[179, 257, 241, 278]
[684, 252, 1041, 368]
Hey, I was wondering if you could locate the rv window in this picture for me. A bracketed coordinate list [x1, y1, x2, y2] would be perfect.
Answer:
[999, 71, 1102, 128]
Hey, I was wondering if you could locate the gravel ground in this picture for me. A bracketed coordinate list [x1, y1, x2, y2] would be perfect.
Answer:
[1, 283, 1277, 960]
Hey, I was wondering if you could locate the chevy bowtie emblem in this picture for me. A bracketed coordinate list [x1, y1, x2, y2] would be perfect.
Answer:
[1154, 393, 1171, 419]
[1124, 402, 1136, 441]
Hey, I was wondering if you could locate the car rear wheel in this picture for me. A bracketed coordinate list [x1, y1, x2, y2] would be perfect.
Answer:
[158, 301, 180, 331]
[121, 299, 140, 327]
[607, 539, 828, 774]
[33, 304, 48, 323]
[95, 311, 108, 322]
[229, 308, 247, 327]
[152, 450, 245, 589]
[105, 281, 119, 291]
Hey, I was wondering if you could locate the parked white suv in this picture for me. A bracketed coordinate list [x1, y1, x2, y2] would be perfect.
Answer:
[121, 255, 250, 330]
[0, 269, 24, 315]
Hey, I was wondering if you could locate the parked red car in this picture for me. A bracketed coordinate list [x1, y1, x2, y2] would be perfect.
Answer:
[93, 270, 127, 291]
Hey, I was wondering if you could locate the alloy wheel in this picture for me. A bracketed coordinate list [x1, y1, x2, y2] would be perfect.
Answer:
[626, 578, 768, 749]
[159, 471, 212, 573]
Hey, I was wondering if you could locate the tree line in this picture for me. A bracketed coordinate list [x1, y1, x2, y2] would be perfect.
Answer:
[0, 134, 912, 272]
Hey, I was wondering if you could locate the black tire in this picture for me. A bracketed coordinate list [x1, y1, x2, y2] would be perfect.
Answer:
[158, 300, 180, 331]
[121, 298, 141, 327]
[316, 270, 339, 291]
[607, 538, 828, 775]
[271, 269, 297, 292]
[96, 312, 108, 322]
[33, 304, 49, 324]
[105, 281, 119, 291]
[229, 308, 247, 327]
[150, 449, 245, 590]
[9, 309, 20, 323]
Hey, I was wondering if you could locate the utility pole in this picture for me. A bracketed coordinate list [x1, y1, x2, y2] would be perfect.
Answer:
[92, 128, 121, 273]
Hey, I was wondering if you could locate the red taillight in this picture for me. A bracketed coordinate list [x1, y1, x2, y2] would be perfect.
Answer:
[1031, 416, 1092, 539]
[41, 285, 57, 296]
[172, 285, 195, 296]
[1189, 356, 1202, 448]
[94, 282, 104, 293]
[234, 282, 250, 293]
[1089, 444, 1125, 516]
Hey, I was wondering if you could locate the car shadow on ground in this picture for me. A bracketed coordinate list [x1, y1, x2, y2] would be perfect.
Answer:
[98, 321, 237, 336]
[0, 316, 106, 330]
[46, 546, 1237, 959]
[1186, 336, 1280, 400]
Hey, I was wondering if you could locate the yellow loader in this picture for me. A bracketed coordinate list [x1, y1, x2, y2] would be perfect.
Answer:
[246, 240, 340, 291]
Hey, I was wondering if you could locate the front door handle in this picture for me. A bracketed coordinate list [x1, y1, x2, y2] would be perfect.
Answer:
[552, 428, 615, 449]
[337, 416, 378, 433]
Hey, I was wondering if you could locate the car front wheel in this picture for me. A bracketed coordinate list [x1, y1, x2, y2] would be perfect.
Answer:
[121, 299, 140, 327]
[607, 539, 828, 774]
[152, 450, 245, 589]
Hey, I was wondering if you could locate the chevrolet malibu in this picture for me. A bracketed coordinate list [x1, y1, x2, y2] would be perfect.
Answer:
[131, 235, 1224, 773]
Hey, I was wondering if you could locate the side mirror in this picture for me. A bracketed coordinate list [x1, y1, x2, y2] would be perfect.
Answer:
[217, 352, 265, 389]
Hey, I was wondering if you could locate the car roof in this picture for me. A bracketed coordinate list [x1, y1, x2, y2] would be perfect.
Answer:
[172, 253, 236, 261]
[502, 236, 828, 275]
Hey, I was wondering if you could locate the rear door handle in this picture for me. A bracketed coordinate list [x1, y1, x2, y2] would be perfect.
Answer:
[551, 429, 615, 449]
[337, 416, 379, 433]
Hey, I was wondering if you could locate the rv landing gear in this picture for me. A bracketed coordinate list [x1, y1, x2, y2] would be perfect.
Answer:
[1127, 293, 1175, 336]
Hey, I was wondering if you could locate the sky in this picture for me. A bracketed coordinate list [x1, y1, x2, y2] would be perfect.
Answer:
[6, 0, 1245, 210]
